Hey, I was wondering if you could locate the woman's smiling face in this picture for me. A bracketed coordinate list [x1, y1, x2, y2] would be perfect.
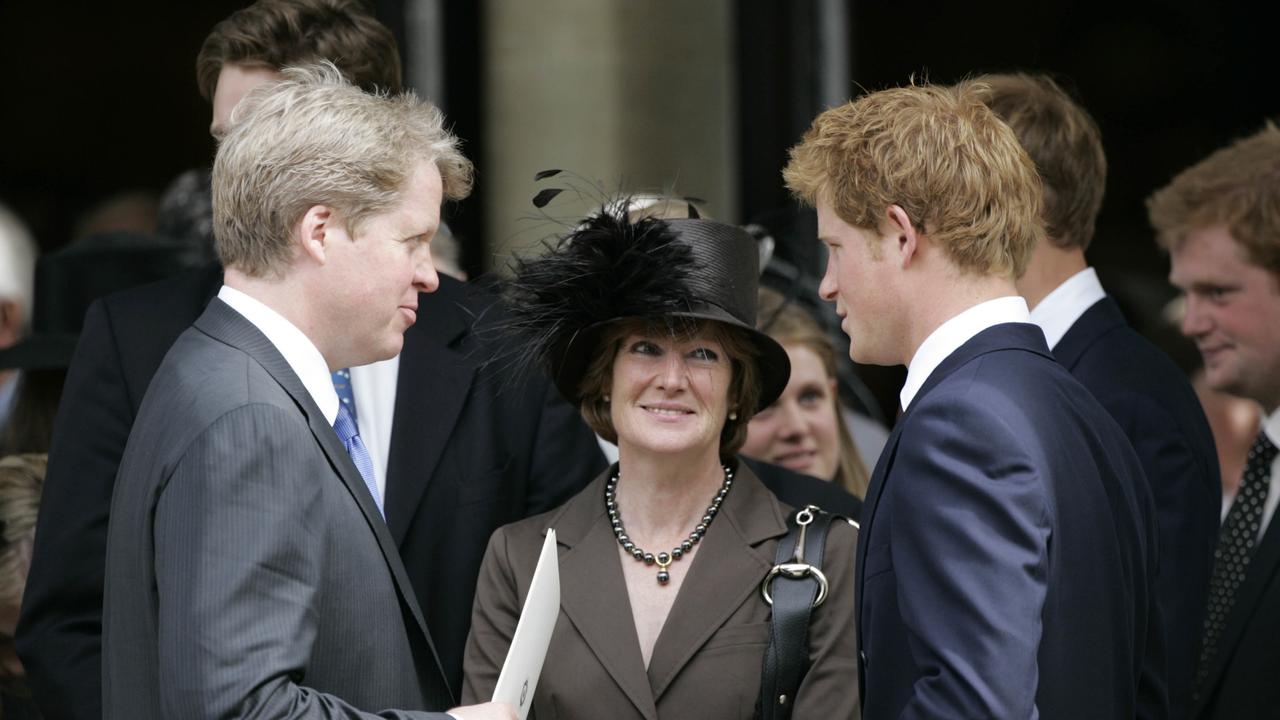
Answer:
[609, 330, 733, 459]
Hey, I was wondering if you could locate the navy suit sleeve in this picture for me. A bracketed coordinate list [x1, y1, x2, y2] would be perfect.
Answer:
[890, 399, 1050, 719]
[524, 378, 606, 516]
[17, 299, 130, 720]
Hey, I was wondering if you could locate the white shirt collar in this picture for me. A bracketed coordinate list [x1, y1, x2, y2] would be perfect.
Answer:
[1264, 405, 1280, 448]
[900, 296, 1031, 411]
[217, 285, 339, 424]
[1028, 267, 1108, 350]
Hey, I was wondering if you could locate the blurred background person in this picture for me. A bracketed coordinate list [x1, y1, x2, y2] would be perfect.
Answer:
[1150, 122, 1280, 720]
[0, 205, 37, 439]
[430, 221, 467, 281]
[0, 232, 200, 456]
[743, 286, 869, 497]
[1161, 295, 1264, 510]
[0, 453, 45, 720]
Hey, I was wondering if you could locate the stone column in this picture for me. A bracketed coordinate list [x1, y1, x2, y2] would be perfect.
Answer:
[483, 0, 735, 269]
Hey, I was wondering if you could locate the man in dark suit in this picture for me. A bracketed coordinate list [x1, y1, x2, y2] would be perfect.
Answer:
[17, 3, 603, 718]
[977, 72, 1220, 719]
[1150, 123, 1280, 720]
[784, 81, 1162, 718]
[101, 62, 513, 719]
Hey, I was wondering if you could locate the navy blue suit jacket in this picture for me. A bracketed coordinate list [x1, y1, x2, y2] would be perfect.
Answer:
[1055, 296, 1219, 719]
[855, 323, 1163, 719]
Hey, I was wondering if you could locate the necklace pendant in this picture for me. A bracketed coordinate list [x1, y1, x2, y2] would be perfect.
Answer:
[608, 464, 734, 589]
[656, 552, 671, 585]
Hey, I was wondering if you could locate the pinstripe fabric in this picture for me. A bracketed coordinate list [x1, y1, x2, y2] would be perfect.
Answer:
[102, 299, 453, 719]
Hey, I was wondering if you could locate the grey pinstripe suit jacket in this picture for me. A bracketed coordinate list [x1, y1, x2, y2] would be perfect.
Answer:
[102, 299, 453, 719]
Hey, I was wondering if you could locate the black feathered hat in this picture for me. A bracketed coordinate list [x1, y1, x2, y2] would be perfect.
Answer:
[505, 208, 790, 412]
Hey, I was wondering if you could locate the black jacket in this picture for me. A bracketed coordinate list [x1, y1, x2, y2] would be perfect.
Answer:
[1055, 296, 1220, 719]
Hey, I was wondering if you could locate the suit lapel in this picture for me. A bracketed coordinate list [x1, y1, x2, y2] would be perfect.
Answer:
[854, 324, 1047, 593]
[1051, 296, 1123, 371]
[1195, 514, 1280, 712]
[194, 300, 442, 669]
[855, 419, 905, 703]
[556, 472, 661, 720]
[646, 465, 788, 700]
[384, 278, 478, 544]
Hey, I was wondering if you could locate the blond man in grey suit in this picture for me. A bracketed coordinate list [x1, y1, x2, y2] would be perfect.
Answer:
[101, 64, 512, 720]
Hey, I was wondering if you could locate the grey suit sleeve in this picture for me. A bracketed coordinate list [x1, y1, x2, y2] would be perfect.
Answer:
[154, 404, 449, 720]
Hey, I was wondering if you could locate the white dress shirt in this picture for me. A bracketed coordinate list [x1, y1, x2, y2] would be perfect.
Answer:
[349, 358, 398, 501]
[900, 296, 1031, 411]
[218, 286, 338, 423]
[1028, 267, 1108, 350]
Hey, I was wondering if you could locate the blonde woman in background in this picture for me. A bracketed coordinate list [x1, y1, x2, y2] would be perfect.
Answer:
[742, 287, 870, 497]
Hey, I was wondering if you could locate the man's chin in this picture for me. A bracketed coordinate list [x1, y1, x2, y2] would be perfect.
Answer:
[348, 337, 404, 367]
[1203, 367, 1245, 398]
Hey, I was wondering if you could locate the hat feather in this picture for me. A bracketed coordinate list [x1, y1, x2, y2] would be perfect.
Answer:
[503, 207, 699, 376]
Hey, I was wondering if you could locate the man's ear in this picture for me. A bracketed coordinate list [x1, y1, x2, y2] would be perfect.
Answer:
[884, 205, 920, 269]
[296, 205, 335, 265]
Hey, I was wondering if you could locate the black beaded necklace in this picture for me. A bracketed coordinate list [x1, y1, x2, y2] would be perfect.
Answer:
[605, 463, 734, 584]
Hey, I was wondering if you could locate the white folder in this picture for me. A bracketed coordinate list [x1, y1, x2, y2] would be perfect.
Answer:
[492, 528, 560, 720]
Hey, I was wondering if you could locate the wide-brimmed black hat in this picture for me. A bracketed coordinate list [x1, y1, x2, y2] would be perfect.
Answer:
[0, 231, 206, 369]
[505, 210, 790, 411]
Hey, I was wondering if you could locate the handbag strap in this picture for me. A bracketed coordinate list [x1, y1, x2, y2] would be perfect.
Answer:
[758, 505, 839, 720]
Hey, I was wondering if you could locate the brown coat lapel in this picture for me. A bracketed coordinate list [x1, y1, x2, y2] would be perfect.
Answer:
[464, 464, 807, 718]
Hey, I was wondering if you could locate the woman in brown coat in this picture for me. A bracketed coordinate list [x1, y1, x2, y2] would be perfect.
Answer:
[462, 207, 859, 719]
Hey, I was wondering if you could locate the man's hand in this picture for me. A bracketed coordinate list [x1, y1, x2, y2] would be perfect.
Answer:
[449, 701, 517, 720]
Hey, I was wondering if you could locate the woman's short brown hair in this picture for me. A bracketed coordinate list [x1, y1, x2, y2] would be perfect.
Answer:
[577, 318, 760, 459]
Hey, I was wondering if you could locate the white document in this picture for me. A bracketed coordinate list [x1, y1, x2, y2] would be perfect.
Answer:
[492, 528, 560, 719]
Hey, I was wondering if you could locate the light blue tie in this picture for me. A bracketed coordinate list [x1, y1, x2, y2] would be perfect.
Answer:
[332, 369, 382, 516]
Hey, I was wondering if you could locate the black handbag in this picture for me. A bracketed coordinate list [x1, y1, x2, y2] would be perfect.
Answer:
[757, 504, 855, 720]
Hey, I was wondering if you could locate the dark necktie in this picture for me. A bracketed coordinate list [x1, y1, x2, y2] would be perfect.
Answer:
[1194, 429, 1277, 696]
[332, 369, 382, 517]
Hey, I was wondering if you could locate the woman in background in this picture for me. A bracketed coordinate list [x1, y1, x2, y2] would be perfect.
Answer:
[742, 287, 870, 498]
